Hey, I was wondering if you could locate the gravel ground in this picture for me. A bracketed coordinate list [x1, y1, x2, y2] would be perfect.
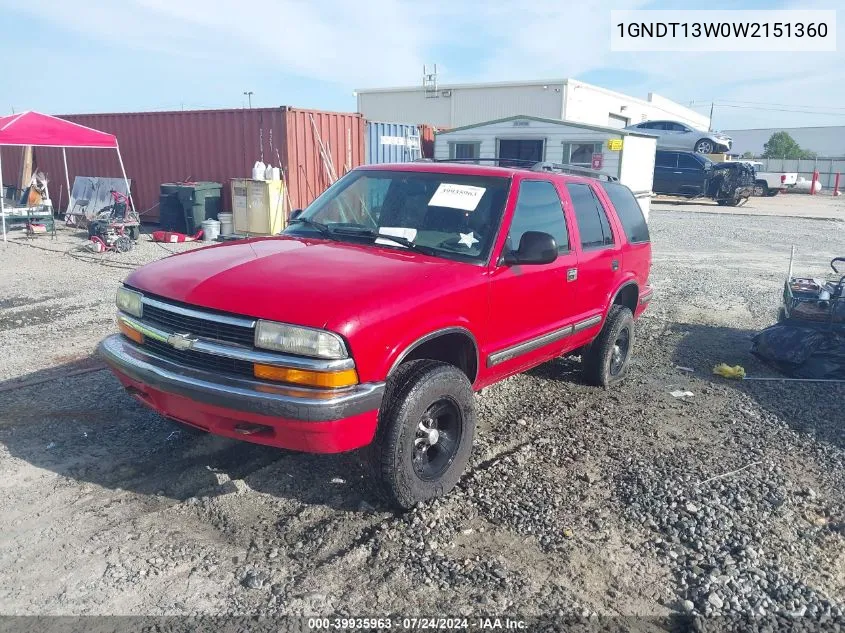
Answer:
[0, 215, 843, 627]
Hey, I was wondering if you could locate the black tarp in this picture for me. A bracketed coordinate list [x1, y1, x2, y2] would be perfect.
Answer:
[752, 324, 845, 379]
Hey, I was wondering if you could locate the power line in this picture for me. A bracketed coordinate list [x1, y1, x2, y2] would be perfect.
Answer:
[714, 99, 845, 111]
[688, 102, 845, 117]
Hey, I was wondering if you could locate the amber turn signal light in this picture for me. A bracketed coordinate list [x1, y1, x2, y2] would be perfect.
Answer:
[253, 364, 358, 388]
[118, 319, 145, 345]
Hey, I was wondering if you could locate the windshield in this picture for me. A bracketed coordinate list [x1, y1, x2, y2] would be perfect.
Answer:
[283, 169, 511, 263]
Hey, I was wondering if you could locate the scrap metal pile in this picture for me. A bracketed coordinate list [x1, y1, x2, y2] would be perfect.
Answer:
[752, 254, 845, 379]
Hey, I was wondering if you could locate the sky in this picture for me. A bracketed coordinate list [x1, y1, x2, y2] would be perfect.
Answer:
[0, 0, 842, 130]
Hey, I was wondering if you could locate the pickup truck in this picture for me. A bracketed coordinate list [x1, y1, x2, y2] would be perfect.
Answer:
[99, 162, 653, 508]
[653, 150, 755, 206]
[744, 161, 798, 197]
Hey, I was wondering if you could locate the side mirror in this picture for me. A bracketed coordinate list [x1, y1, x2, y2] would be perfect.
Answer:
[503, 231, 558, 265]
[289, 208, 304, 221]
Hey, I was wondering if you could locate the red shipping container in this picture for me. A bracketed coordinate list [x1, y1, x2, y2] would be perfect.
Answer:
[1, 107, 364, 223]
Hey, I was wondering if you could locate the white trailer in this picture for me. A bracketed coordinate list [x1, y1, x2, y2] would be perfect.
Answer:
[434, 115, 658, 219]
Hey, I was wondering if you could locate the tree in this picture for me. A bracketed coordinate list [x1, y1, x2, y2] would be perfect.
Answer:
[762, 131, 816, 159]
[741, 151, 755, 159]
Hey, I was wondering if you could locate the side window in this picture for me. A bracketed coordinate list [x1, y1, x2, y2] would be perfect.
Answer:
[562, 142, 603, 167]
[450, 142, 481, 162]
[567, 183, 614, 250]
[600, 181, 650, 243]
[655, 152, 676, 168]
[677, 154, 703, 169]
[508, 180, 569, 253]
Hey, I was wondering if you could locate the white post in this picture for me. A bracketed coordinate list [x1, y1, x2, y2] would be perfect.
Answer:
[115, 143, 134, 213]
[62, 147, 70, 217]
[1, 148, 6, 243]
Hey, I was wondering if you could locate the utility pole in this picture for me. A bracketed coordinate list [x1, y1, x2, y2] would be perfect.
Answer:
[709, 101, 714, 131]
[243, 91, 254, 108]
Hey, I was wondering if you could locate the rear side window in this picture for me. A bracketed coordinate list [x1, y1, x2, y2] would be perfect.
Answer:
[567, 183, 614, 250]
[508, 180, 569, 252]
[600, 182, 650, 244]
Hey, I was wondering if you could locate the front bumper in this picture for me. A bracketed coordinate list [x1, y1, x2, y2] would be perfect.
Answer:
[99, 335, 383, 452]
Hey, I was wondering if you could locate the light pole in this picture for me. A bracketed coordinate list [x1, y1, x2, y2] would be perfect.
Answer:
[243, 91, 254, 108]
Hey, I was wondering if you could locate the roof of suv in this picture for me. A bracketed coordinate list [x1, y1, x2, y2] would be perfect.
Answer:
[357, 161, 616, 184]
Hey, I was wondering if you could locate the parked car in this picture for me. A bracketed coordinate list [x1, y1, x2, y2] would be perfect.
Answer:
[99, 162, 653, 508]
[626, 120, 732, 154]
[653, 151, 755, 206]
[743, 161, 798, 196]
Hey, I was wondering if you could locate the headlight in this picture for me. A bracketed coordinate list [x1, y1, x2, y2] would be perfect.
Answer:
[116, 287, 143, 318]
[255, 321, 348, 359]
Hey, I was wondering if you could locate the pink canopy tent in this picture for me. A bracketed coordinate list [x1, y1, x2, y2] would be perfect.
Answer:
[0, 111, 132, 242]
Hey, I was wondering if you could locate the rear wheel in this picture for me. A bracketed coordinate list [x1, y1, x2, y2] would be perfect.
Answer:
[369, 360, 476, 509]
[754, 181, 769, 197]
[583, 305, 635, 387]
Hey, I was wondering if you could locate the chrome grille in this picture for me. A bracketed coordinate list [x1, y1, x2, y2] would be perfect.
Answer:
[145, 339, 254, 377]
[142, 302, 255, 348]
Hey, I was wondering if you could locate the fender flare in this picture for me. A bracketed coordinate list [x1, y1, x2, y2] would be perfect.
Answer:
[387, 326, 480, 382]
[608, 280, 640, 314]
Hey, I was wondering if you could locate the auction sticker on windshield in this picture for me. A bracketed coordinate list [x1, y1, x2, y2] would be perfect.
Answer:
[428, 184, 486, 211]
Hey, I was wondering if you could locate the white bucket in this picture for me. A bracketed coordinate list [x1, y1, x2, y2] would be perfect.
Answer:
[202, 219, 221, 242]
[218, 212, 234, 236]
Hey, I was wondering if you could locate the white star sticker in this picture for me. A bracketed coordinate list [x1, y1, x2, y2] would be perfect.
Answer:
[458, 232, 479, 248]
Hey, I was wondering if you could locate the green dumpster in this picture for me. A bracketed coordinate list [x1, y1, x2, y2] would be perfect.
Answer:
[159, 182, 222, 234]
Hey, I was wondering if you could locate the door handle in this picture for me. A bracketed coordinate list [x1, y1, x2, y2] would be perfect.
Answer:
[673, 171, 683, 174]
[567, 268, 578, 282]
[611, 259, 619, 271]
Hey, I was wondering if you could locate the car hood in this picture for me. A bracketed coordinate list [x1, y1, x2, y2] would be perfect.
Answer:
[125, 236, 481, 335]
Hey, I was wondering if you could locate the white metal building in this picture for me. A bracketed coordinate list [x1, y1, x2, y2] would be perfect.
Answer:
[356, 78, 708, 131]
[434, 116, 658, 218]
[722, 126, 845, 158]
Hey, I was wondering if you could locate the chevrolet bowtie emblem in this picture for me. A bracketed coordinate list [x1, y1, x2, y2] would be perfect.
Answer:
[166, 333, 196, 351]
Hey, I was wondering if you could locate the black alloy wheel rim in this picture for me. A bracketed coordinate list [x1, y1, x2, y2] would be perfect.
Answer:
[609, 327, 631, 376]
[413, 398, 463, 481]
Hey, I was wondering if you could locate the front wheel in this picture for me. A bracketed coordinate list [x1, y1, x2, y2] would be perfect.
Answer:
[370, 360, 476, 509]
[694, 138, 715, 154]
[583, 305, 635, 387]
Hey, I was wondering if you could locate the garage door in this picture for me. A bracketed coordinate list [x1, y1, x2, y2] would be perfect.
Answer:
[607, 114, 629, 128]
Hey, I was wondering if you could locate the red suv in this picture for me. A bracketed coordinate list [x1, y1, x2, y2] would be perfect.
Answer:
[100, 162, 652, 508]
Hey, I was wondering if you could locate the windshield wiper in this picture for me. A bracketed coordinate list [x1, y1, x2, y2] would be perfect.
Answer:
[287, 217, 334, 238]
[328, 226, 433, 254]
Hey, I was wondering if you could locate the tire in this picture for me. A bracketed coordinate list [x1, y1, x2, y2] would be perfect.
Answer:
[128, 226, 140, 241]
[754, 181, 769, 197]
[369, 359, 476, 509]
[114, 235, 133, 253]
[694, 138, 715, 154]
[583, 305, 635, 388]
[716, 200, 729, 206]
